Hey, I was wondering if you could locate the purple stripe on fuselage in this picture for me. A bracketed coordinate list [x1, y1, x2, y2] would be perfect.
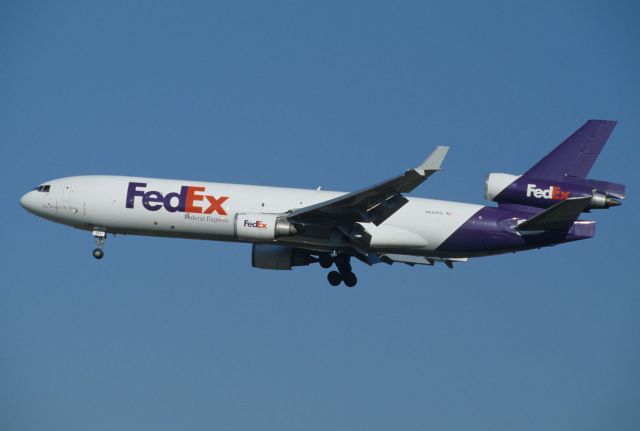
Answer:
[435, 206, 595, 258]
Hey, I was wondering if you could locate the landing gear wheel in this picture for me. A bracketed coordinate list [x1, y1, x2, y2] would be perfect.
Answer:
[319, 254, 333, 269]
[327, 271, 342, 286]
[91, 230, 107, 260]
[343, 272, 357, 288]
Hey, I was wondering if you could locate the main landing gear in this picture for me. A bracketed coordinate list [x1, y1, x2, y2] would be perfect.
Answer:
[92, 230, 106, 259]
[320, 254, 358, 287]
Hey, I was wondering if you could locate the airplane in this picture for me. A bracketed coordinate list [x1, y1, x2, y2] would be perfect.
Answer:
[20, 120, 625, 287]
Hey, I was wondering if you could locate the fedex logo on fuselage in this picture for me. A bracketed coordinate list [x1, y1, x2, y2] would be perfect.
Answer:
[243, 220, 268, 229]
[526, 184, 571, 200]
[126, 182, 229, 215]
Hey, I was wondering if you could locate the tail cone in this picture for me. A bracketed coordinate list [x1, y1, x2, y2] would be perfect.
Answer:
[605, 197, 622, 207]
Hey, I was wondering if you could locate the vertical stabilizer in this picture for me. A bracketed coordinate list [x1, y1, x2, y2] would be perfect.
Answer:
[523, 120, 617, 181]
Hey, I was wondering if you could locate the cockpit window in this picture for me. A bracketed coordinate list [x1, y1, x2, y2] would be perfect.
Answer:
[33, 185, 51, 192]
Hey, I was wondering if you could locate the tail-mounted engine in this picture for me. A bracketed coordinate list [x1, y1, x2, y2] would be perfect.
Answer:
[484, 172, 624, 210]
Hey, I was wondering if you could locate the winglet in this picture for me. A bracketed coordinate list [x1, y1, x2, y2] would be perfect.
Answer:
[416, 146, 449, 175]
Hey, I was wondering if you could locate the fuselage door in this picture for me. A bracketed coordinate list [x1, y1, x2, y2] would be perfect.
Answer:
[62, 184, 72, 202]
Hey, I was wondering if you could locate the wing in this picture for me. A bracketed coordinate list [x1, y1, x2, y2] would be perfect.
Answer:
[287, 146, 449, 227]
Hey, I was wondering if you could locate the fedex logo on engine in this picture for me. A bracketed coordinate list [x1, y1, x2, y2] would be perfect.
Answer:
[126, 182, 228, 215]
[243, 220, 268, 229]
[526, 184, 571, 200]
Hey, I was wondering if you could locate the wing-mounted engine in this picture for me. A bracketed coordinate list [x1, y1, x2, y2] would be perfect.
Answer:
[484, 172, 624, 210]
[251, 244, 316, 270]
[235, 213, 297, 241]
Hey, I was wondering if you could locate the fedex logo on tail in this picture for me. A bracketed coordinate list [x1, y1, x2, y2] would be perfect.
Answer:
[126, 182, 228, 215]
[526, 184, 571, 200]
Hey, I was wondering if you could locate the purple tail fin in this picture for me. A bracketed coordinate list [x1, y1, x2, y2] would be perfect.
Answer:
[491, 119, 625, 210]
[523, 119, 617, 181]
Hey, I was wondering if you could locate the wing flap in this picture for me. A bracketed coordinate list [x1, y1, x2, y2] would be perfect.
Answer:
[380, 254, 468, 267]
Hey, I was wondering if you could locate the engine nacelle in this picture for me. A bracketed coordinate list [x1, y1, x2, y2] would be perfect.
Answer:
[484, 172, 624, 210]
[235, 213, 297, 241]
[251, 244, 315, 270]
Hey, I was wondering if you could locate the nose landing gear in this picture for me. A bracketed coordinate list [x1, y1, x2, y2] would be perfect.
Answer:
[322, 254, 358, 287]
[92, 230, 106, 260]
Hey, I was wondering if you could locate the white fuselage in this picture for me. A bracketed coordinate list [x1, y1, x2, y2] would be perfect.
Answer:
[20, 175, 484, 255]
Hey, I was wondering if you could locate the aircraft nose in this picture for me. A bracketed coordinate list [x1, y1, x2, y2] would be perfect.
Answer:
[20, 191, 36, 212]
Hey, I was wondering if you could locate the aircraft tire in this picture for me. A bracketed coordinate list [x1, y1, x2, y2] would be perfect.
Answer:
[92, 248, 104, 259]
[327, 271, 342, 286]
[343, 272, 357, 288]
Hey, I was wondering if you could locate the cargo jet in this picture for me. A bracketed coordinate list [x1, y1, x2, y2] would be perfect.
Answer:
[20, 120, 625, 287]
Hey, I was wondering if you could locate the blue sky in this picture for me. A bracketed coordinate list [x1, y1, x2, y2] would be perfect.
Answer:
[1, 1, 639, 430]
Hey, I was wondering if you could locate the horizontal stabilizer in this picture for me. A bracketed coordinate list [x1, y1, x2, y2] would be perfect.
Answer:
[516, 197, 592, 232]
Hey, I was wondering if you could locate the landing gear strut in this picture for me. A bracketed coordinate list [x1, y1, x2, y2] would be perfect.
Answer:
[92, 230, 106, 260]
[322, 254, 358, 287]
